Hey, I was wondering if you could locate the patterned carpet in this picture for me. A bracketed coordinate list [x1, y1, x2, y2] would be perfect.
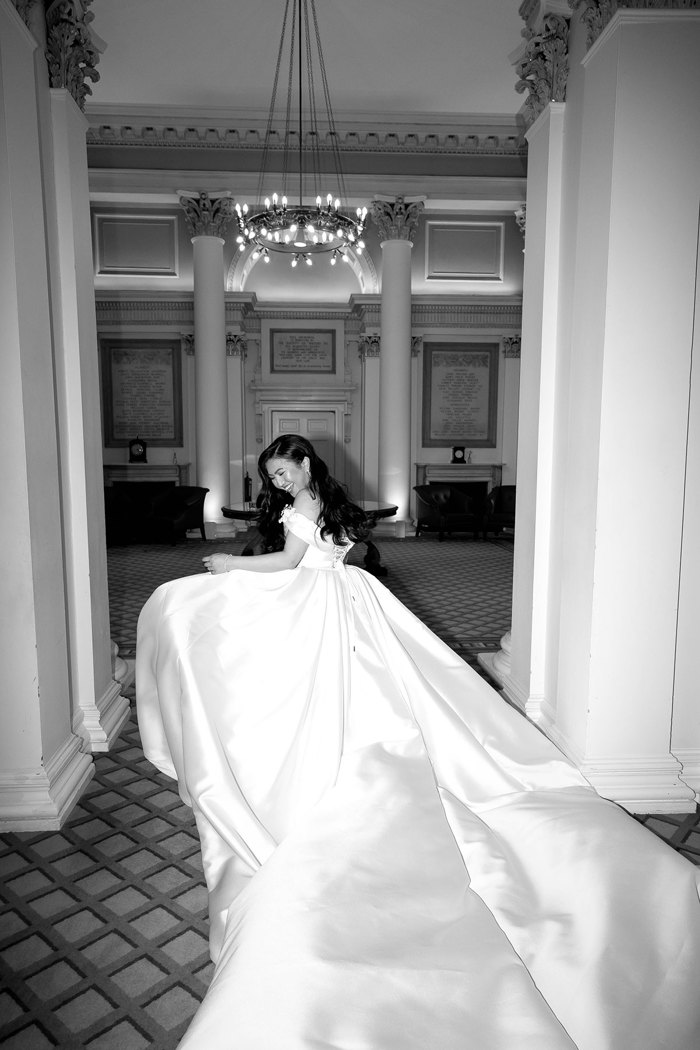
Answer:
[1, 531, 697, 1049]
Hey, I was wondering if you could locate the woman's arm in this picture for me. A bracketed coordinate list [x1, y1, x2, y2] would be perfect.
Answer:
[203, 491, 320, 575]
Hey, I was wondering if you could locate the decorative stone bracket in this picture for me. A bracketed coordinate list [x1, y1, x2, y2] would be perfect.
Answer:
[516, 13, 570, 127]
[45, 0, 101, 110]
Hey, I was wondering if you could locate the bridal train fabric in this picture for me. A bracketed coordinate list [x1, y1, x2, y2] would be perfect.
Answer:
[136, 510, 700, 1050]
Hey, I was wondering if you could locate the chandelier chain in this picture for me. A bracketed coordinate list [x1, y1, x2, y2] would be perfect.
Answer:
[235, 0, 367, 267]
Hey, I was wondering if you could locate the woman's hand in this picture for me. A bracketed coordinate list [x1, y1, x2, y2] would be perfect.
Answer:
[202, 553, 233, 575]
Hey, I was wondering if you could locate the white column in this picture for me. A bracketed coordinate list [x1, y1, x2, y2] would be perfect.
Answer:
[502, 103, 566, 722]
[180, 193, 234, 526]
[0, 0, 93, 828]
[371, 198, 423, 524]
[48, 88, 129, 751]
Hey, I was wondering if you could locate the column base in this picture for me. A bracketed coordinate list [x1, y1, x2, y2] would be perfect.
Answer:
[73, 677, 131, 754]
[578, 754, 697, 814]
[0, 734, 94, 831]
[673, 748, 700, 803]
[477, 631, 512, 688]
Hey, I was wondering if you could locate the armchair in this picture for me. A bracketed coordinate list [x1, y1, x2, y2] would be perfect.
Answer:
[483, 485, 516, 539]
[105, 482, 209, 545]
[413, 484, 485, 541]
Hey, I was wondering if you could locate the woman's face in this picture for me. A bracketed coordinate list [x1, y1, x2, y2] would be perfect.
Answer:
[265, 455, 310, 498]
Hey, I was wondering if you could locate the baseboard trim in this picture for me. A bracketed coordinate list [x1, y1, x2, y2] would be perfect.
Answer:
[0, 734, 94, 831]
[73, 678, 131, 753]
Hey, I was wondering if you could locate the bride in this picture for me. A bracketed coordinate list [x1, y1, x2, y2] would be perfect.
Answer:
[136, 434, 700, 1050]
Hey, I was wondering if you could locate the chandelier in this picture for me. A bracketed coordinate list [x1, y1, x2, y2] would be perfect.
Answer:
[234, 0, 367, 267]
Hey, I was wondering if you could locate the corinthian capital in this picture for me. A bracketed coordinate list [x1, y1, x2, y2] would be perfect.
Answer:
[179, 193, 236, 238]
[370, 197, 424, 242]
[516, 13, 570, 127]
[45, 0, 101, 110]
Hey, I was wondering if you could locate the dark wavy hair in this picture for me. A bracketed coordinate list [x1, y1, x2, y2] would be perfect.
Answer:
[256, 434, 369, 549]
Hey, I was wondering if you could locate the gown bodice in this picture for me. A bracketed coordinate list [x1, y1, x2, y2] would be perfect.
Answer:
[280, 505, 354, 570]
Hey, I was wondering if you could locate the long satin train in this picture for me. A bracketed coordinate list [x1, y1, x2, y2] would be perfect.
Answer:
[136, 514, 700, 1049]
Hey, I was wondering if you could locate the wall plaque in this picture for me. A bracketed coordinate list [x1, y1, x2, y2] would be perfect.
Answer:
[100, 338, 183, 447]
[270, 328, 336, 374]
[422, 343, 499, 448]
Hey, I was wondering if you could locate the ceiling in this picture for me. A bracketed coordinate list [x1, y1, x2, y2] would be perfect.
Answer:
[87, 0, 527, 123]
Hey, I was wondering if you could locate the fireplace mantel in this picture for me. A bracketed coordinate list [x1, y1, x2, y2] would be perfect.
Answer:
[415, 463, 502, 488]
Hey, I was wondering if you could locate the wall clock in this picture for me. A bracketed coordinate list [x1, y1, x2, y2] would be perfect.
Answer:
[129, 437, 147, 463]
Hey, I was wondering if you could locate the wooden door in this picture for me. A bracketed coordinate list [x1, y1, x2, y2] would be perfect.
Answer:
[269, 409, 338, 478]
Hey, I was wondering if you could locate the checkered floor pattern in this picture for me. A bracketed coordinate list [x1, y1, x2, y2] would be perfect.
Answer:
[1, 532, 697, 1048]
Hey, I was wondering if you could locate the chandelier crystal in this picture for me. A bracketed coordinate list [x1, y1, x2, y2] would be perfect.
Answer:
[234, 0, 367, 267]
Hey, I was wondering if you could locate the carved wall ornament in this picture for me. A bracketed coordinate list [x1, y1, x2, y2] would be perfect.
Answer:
[226, 333, 247, 358]
[45, 0, 101, 110]
[11, 0, 35, 29]
[370, 197, 424, 242]
[569, 0, 699, 47]
[181, 334, 195, 356]
[503, 335, 522, 358]
[515, 13, 570, 126]
[179, 192, 236, 239]
[358, 335, 381, 359]
[411, 336, 423, 357]
[515, 204, 527, 244]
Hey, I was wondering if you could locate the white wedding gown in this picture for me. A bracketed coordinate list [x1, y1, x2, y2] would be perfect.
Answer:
[136, 509, 700, 1050]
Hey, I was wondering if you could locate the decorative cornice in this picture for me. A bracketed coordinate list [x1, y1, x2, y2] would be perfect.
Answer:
[45, 0, 101, 111]
[95, 296, 522, 333]
[179, 192, 236, 239]
[95, 297, 194, 326]
[370, 197, 424, 242]
[569, 0, 699, 48]
[516, 12, 570, 127]
[85, 118, 526, 158]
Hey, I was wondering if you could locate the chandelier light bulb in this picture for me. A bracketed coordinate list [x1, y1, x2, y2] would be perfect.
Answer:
[305, 255, 313, 266]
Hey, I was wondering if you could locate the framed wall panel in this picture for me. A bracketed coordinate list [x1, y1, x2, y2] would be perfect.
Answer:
[100, 338, 183, 447]
[422, 342, 499, 448]
[426, 221, 504, 281]
[94, 214, 179, 276]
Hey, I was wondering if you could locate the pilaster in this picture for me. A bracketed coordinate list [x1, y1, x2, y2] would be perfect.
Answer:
[370, 197, 423, 524]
